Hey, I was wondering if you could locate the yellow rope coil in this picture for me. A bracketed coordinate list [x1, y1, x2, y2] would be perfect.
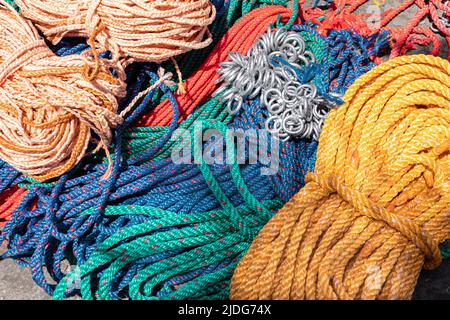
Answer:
[230, 54, 450, 300]
[0, 2, 125, 181]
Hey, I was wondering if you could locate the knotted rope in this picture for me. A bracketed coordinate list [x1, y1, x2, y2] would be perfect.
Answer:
[0, 1, 126, 182]
[230, 54, 450, 300]
[15, 0, 216, 65]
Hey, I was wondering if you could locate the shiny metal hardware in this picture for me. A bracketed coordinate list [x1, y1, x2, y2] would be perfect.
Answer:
[216, 27, 336, 140]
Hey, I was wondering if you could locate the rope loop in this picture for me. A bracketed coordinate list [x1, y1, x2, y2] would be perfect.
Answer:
[306, 172, 442, 270]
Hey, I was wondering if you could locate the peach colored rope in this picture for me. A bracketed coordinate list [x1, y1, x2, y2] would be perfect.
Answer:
[0, 1, 126, 182]
[15, 0, 216, 65]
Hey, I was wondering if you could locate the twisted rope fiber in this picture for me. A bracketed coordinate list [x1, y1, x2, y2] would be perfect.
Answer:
[15, 0, 216, 65]
[0, 11, 392, 299]
[47, 28, 387, 299]
[0, 1, 127, 182]
[0, 5, 292, 256]
[0, 1, 321, 231]
[0, 0, 284, 192]
[0, 0, 246, 223]
[4, 0, 286, 78]
[305, 0, 450, 60]
[231, 54, 450, 300]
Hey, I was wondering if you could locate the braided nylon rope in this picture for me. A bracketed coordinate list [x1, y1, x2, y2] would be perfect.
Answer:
[0, 2, 126, 181]
[306, 0, 450, 59]
[0, 0, 291, 221]
[15, 0, 216, 65]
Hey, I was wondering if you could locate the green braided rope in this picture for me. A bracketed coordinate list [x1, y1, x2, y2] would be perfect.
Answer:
[53, 199, 283, 300]
[4, 0, 19, 10]
[18, 177, 56, 190]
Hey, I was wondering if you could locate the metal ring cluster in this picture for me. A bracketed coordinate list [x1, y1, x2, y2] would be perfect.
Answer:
[216, 28, 334, 141]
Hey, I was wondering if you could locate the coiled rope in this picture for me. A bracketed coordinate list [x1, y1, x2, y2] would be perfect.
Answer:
[0, 5, 389, 300]
[230, 54, 450, 300]
[15, 0, 216, 65]
[0, 1, 126, 181]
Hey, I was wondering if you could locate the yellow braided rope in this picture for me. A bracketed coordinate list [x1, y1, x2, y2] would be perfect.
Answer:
[230, 54, 450, 300]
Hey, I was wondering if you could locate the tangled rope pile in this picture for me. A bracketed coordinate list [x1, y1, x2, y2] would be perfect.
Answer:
[0, 2, 293, 219]
[0, 3, 390, 299]
[15, 0, 216, 65]
[0, 0, 449, 301]
[231, 54, 450, 300]
[0, 2, 126, 181]
[134, 5, 294, 127]
[0, 6, 297, 299]
[303, 0, 450, 59]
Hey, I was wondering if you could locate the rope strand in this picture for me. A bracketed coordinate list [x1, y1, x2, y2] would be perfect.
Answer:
[0, 1, 125, 181]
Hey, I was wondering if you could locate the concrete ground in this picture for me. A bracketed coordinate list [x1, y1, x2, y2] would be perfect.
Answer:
[0, 0, 449, 300]
[0, 259, 50, 300]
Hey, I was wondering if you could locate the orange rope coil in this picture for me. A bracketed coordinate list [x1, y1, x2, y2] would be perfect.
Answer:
[0, 2, 125, 182]
[15, 0, 216, 65]
[230, 54, 450, 300]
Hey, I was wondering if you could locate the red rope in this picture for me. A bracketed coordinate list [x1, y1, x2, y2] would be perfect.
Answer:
[133, 5, 293, 127]
[134, 1, 450, 128]
[0, 186, 27, 227]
